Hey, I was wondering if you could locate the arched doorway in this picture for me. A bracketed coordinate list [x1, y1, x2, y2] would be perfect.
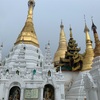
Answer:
[8, 86, 20, 100]
[43, 84, 55, 100]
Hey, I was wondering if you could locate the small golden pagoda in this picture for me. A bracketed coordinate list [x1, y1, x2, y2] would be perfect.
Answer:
[82, 23, 94, 71]
[53, 21, 67, 66]
[58, 27, 83, 71]
[15, 0, 39, 47]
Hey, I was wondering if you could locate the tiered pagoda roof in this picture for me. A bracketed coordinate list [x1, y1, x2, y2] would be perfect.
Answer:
[58, 27, 83, 71]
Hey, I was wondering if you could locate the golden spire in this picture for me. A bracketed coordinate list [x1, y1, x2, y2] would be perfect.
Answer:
[91, 19, 100, 57]
[15, 0, 39, 47]
[82, 22, 94, 71]
[54, 21, 67, 65]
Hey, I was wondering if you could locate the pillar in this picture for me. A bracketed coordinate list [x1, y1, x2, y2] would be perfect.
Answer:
[55, 87, 60, 100]
[60, 84, 65, 100]
[5, 87, 9, 100]
[40, 87, 43, 100]
[85, 89, 89, 100]
[20, 88, 24, 100]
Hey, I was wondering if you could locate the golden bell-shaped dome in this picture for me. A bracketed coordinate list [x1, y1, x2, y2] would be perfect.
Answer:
[82, 23, 94, 71]
[53, 21, 67, 65]
[15, 0, 39, 47]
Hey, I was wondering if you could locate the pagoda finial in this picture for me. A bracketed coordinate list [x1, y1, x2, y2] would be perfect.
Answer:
[91, 16, 97, 33]
[84, 23, 90, 42]
[28, 0, 35, 6]
[27, 0, 35, 22]
[15, 0, 39, 47]
[69, 25, 73, 38]
[91, 17, 99, 42]
[91, 18, 100, 57]
[84, 15, 90, 41]
[84, 15, 89, 32]
[60, 20, 64, 29]
[91, 16, 93, 24]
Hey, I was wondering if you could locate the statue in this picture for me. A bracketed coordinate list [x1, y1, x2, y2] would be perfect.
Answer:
[48, 70, 51, 77]
[13, 89, 20, 100]
[44, 88, 52, 100]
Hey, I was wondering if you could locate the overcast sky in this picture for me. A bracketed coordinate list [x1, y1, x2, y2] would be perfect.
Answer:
[0, 0, 100, 58]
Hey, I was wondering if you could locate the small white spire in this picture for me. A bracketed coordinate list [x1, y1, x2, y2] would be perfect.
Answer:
[44, 41, 53, 69]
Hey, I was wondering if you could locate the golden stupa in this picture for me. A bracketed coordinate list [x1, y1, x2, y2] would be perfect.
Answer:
[82, 23, 94, 71]
[15, 0, 39, 47]
[53, 21, 67, 66]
